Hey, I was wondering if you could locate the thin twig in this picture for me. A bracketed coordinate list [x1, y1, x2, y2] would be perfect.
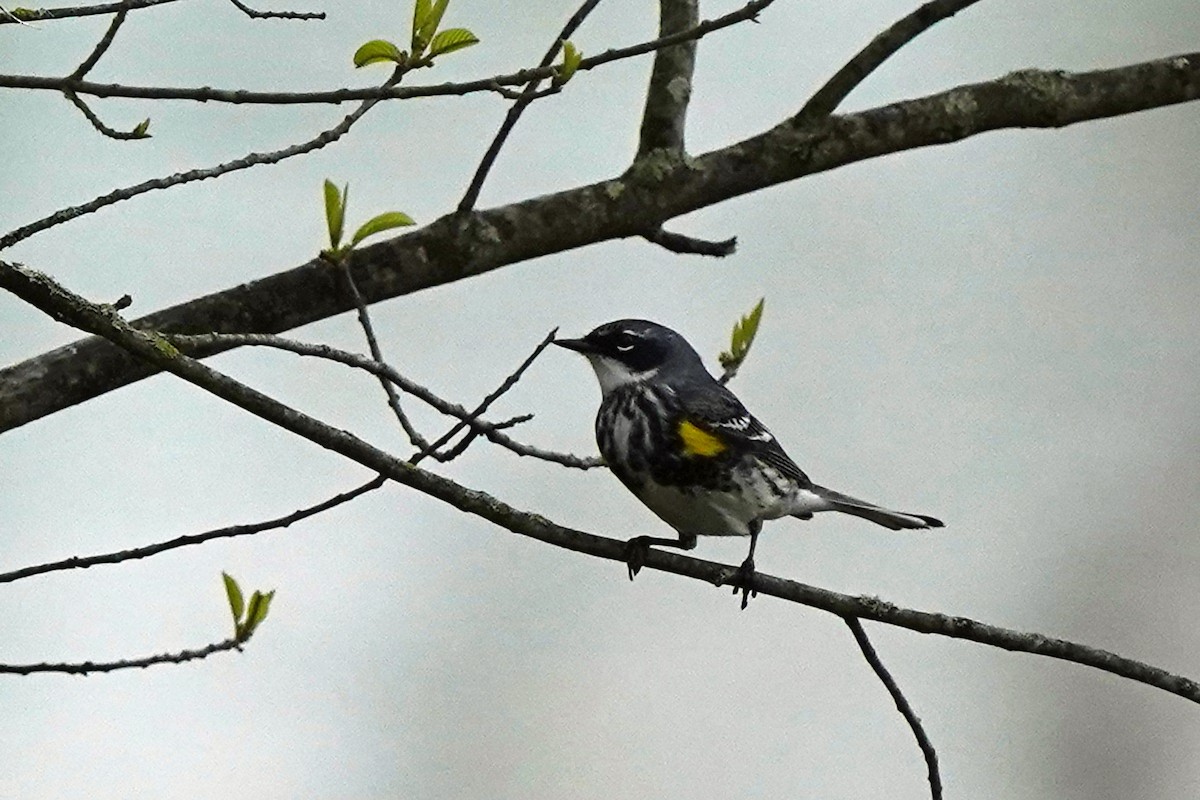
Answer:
[70, 3, 128, 78]
[0, 69, 401, 250]
[0, 476, 385, 584]
[1, 4, 38, 24]
[0, 638, 243, 675]
[169, 331, 602, 469]
[488, 413, 533, 431]
[430, 413, 534, 462]
[225, 0, 323, 20]
[0, 1, 774, 250]
[796, 0, 984, 120]
[485, 82, 561, 102]
[339, 262, 429, 449]
[0, 0, 175, 24]
[61, 0, 134, 138]
[63, 89, 147, 140]
[456, 0, 604, 214]
[0, 0, 778, 101]
[643, 226, 737, 257]
[844, 616, 942, 800]
[411, 328, 558, 464]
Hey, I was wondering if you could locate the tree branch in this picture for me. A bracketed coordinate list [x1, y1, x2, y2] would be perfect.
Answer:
[338, 261, 429, 449]
[797, 0, 984, 120]
[643, 226, 736, 256]
[845, 616, 942, 800]
[0, 0, 775, 104]
[0, 0, 177, 24]
[410, 328, 559, 463]
[456, 0, 604, 214]
[2, 54, 1197, 431]
[63, 88, 148, 140]
[1, 638, 243, 675]
[166, 332, 602, 469]
[3, 259, 1200, 708]
[70, 3, 129, 79]
[224, 0, 322, 21]
[637, 0, 698, 157]
[1, 68, 407, 249]
[0, 476, 385, 584]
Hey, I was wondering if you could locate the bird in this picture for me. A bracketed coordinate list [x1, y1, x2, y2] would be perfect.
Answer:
[554, 319, 943, 607]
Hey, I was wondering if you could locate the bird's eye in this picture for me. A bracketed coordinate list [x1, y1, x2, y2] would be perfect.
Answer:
[613, 332, 640, 352]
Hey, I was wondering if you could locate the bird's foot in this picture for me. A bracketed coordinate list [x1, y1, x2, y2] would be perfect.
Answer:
[730, 555, 757, 610]
[624, 536, 652, 580]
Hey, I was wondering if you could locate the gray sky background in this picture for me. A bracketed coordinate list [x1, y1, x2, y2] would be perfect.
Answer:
[2, 1, 1199, 797]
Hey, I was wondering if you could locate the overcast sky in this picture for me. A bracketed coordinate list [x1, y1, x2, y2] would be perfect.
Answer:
[2, 1, 1199, 798]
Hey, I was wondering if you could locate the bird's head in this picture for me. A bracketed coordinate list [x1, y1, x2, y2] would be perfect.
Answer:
[554, 319, 705, 396]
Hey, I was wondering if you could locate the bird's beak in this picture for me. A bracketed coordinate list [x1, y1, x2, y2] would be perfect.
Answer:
[553, 336, 596, 354]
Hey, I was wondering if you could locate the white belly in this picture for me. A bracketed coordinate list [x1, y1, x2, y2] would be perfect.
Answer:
[632, 470, 798, 537]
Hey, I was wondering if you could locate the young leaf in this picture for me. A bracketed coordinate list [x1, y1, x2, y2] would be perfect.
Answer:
[243, 589, 275, 636]
[413, 0, 450, 55]
[554, 40, 582, 86]
[353, 39, 406, 68]
[323, 179, 345, 250]
[350, 211, 417, 247]
[132, 118, 151, 138]
[426, 0, 450, 34]
[253, 590, 275, 629]
[718, 298, 766, 371]
[411, 0, 432, 52]
[428, 27, 479, 58]
[222, 572, 244, 622]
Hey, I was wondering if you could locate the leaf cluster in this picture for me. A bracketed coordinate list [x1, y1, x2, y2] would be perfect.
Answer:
[552, 41, 583, 87]
[222, 572, 275, 644]
[321, 179, 415, 262]
[353, 0, 479, 70]
[719, 298, 765, 374]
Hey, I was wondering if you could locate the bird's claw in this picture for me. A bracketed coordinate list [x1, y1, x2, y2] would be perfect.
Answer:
[730, 556, 757, 610]
[624, 537, 650, 580]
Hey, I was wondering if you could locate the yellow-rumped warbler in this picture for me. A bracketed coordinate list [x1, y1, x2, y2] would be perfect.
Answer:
[555, 319, 943, 603]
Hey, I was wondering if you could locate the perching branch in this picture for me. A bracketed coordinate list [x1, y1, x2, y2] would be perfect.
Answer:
[845, 616, 942, 800]
[2, 259, 1199, 708]
[3, 53, 1196, 433]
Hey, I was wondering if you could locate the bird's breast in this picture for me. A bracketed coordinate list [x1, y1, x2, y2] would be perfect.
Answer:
[596, 386, 736, 491]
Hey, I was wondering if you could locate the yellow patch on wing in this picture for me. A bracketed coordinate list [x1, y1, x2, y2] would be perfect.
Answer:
[678, 419, 727, 457]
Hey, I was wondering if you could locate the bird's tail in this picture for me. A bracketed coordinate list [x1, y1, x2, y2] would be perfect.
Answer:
[796, 484, 944, 531]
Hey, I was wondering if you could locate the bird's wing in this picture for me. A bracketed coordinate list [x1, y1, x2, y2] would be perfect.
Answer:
[675, 380, 812, 488]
